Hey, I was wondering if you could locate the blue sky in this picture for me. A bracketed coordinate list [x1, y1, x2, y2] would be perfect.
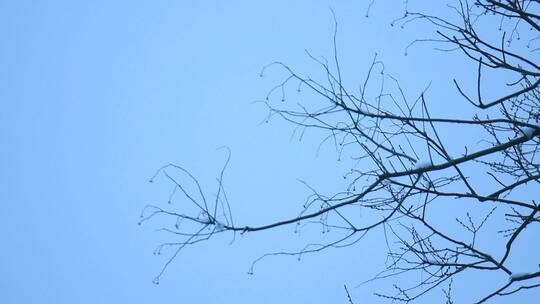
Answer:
[1, 1, 538, 303]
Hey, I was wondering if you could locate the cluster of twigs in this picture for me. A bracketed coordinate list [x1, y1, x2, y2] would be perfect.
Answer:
[142, 1, 539, 302]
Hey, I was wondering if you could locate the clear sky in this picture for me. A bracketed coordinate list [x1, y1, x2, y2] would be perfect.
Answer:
[1, 1, 538, 303]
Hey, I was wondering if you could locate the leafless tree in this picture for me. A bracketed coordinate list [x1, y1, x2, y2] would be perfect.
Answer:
[141, 1, 540, 303]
